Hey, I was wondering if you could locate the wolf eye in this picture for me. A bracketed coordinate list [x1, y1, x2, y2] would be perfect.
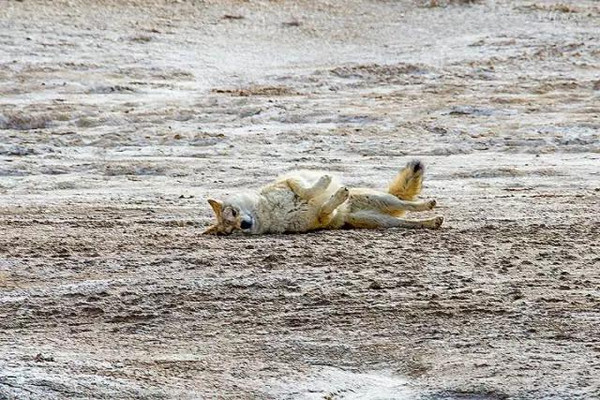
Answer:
[231, 209, 237, 217]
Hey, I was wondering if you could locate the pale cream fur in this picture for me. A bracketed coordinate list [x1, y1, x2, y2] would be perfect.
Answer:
[203, 161, 443, 235]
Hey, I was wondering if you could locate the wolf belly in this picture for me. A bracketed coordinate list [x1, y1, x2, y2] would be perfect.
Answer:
[257, 186, 318, 233]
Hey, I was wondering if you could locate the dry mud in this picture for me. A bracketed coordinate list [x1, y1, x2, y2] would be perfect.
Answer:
[1, 0, 599, 399]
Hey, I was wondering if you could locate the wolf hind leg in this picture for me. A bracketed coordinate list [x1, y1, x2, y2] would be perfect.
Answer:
[286, 175, 332, 200]
[352, 192, 436, 214]
[346, 210, 443, 230]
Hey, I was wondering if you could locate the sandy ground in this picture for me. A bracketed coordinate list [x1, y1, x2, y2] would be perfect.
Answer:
[1, 0, 599, 399]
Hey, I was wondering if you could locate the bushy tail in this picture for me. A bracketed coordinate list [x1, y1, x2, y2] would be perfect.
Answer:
[388, 160, 424, 200]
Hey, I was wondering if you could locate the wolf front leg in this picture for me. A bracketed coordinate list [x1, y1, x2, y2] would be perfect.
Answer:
[346, 210, 444, 230]
[317, 187, 350, 229]
[319, 187, 350, 219]
[351, 192, 436, 214]
[286, 174, 332, 200]
[203, 224, 220, 235]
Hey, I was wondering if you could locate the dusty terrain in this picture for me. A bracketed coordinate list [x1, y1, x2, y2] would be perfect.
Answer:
[1, 0, 599, 399]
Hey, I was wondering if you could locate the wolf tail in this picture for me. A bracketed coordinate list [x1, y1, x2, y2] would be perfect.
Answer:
[388, 160, 424, 201]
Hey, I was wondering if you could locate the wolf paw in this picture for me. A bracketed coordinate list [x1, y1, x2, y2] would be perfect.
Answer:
[431, 216, 444, 229]
[427, 199, 437, 209]
[337, 186, 350, 200]
[319, 174, 333, 186]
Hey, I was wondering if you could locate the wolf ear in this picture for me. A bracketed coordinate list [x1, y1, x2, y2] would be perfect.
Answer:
[207, 199, 223, 217]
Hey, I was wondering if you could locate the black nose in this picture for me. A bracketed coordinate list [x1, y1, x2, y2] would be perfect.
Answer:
[241, 219, 252, 230]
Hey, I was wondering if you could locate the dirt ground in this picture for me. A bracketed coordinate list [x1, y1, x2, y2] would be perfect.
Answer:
[1, 0, 599, 399]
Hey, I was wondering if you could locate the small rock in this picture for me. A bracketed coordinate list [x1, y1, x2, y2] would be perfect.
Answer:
[263, 254, 282, 262]
[282, 20, 302, 27]
[368, 280, 383, 290]
[34, 353, 55, 362]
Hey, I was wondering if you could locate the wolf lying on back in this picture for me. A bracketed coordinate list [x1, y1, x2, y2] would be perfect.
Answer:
[203, 160, 443, 235]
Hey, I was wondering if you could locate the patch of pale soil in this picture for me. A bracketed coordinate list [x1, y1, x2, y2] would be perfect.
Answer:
[1, 0, 599, 399]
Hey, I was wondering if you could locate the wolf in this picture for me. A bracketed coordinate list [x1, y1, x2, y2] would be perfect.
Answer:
[203, 160, 443, 235]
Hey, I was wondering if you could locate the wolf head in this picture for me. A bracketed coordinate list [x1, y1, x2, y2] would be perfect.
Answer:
[203, 196, 255, 235]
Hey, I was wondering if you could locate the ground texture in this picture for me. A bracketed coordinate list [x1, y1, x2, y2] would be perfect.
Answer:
[0, 0, 599, 399]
